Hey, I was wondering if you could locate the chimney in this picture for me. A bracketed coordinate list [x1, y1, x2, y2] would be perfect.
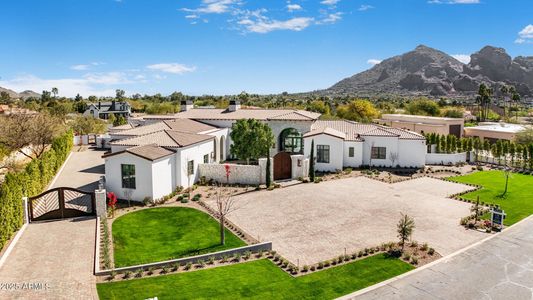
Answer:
[228, 99, 240, 112]
[180, 100, 194, 112]
[98, 101, 101, 110]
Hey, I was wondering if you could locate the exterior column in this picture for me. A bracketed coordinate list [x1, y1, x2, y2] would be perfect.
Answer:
[95, 189, 107, 217]
[22, 197, 29, 224]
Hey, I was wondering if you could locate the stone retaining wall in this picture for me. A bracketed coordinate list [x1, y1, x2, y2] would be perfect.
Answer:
[95, 242, 272, 276]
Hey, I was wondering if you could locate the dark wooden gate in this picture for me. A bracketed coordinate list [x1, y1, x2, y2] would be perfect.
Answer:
[28, 187, 96, 222]
[274, 152, 292, 180]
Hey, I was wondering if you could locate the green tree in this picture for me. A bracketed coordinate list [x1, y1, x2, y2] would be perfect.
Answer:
[229, 119, 274, 164]
[108, 113, 117, 125]
[115, 89, 126, 100]
[266, 156, 272, 188]
[71, 116, 106, 135]
[476, 83, 493, 121]
[515, 128, 533, 145]
[336, 99, 379, 122]
[114, 115, 127, 126]
[309, 139, 315, 181]
[405, 98, 440, 116]
[397, 214, 415, 252]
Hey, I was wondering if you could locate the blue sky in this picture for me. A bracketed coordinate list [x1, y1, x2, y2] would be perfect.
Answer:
[0, 0, 532, 97]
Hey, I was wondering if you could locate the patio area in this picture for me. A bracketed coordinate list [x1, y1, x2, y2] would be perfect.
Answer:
[204, 176, 487, 266]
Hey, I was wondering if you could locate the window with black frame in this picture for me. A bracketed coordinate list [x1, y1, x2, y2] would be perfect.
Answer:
[317, 145, 330, 163]
[279, 128, 303, 154]
[371, 147, 387, 159]
[121, 164, 136, 189]
[187, 160, 194, 175]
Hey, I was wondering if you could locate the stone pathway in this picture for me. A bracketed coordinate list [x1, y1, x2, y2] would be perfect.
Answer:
[342, 215, 533, 300]
[0, 218, 97, 300]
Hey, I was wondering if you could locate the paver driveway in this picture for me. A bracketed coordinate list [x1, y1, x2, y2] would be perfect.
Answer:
[50, 146, 105, 191]
[205, 176, 486, 265]
[348, 215, 533, 300]
[0, 218, 97, 300]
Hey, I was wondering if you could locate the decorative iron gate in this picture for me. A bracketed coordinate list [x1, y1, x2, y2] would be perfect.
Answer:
[28, 187, 96, 221]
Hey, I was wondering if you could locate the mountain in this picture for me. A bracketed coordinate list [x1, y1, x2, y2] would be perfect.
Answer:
[323, 45, 533, 98]
[0, 87, 40, 99]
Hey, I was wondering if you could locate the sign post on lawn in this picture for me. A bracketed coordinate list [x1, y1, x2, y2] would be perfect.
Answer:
[491, 208, 506, 230]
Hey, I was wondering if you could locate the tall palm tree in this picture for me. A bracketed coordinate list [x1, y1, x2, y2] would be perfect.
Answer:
[51, 87, 58, 98]
[500, 85, 508, 119]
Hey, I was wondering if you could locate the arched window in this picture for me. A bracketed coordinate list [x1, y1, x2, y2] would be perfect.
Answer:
[279, 128, 303, 154]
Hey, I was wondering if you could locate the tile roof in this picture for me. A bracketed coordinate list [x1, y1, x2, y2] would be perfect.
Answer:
[115, 119, 217, 136]
[103, 144, 176, 161]
[303, 127, 346, 139]
[309, 120, 425, 141]
[143, 108, 321, 121]
[110, 130, 214, 148]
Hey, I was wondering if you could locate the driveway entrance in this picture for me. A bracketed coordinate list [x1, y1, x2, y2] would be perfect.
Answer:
[0, 218, 97, 299]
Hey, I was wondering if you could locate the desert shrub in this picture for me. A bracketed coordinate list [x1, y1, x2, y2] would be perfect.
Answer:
[387, 247, 402, 258]
[192, 194, 201, 201]
[123, 271, 132, 279]
[358, 251, 363, 257]
[402, 253, 411, 261]
[147, 267, 155, 275]
[207, 256, 215, 265]
[196, 259, 205, 268]
[420, 243, 429, 251]
[410, 240, 418, 247]
[171, 262, 180, 271]
[428, 248, 435, 255]
[108, 270, 117, 281]
[302, 265, 309, 272]
[143, 197, 152, 206]
[136, 268, 144, 278]
[410, 256, 419, 265]
[161, 265, 169, 274]
[345, 168, 352, 174]
[243, 251, 252, 260]
[324, 260, 331, 267]
[184, 262, 192, 270]
[310, 265, 316, 271]
[234, 253, 241, 262]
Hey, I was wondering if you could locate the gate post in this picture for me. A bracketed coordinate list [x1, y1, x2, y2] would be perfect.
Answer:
[95, 189, 107, 217]
[22, 197, 29, 224]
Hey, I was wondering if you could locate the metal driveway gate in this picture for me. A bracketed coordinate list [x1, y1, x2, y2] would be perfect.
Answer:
[28, 187, 96, 221]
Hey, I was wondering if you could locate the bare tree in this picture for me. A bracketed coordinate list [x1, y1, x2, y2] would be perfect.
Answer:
[214, 185, 239, 245]
[0, 113, 62, 160]
[389, 151, 399, 168]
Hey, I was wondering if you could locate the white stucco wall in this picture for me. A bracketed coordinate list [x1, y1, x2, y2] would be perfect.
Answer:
[151, 156, 176, 200]
[290, 154, 309, 179]
[176, 139, 215, 188]
[397, 139, 426, 168]
[426, 152, 467, 165]
[343, 141, 363, 168]
[362, 136, 399, 167]
[304, 135, 344, 172]
[198, 163, 263, 185]
[104, 152, 154, 202]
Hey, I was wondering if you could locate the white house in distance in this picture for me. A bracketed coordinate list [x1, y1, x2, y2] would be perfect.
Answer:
[103, 100, 426, 201]
[84, 100, 131, 120]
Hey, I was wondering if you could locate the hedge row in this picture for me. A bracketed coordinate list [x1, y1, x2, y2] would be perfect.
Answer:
[0, 130, 74, 250]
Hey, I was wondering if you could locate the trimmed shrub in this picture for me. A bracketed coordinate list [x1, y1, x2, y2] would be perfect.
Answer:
[0, 130, 73, 250]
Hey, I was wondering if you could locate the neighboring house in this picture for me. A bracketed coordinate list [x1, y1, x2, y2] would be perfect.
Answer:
[104, 100, 426, 201]
[303, 120, 426, 172]
[377, 114, 464, 137]
[84, 101, 131, 119]
[464, 122, 530, 142]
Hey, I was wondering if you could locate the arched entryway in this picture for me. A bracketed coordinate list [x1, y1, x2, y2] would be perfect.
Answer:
[279, 128, 303, 154]
[273, 152, 292, 180]
[220, 136, 225, 162]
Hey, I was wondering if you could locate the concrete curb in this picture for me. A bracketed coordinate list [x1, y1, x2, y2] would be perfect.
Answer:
[337, 214, 533, 299]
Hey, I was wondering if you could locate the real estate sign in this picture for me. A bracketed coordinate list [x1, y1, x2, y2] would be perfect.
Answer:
[491, 208, 506, 227]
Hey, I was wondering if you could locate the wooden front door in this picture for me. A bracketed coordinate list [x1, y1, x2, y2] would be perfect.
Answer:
[274, 152, 292, 180]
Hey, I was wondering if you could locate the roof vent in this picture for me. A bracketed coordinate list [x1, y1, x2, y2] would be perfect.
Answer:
[180, 100, 194, 112]
[228, 100, 240, 112]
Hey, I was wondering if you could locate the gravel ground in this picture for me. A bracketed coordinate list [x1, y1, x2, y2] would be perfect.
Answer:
[205, 177, 486, 266]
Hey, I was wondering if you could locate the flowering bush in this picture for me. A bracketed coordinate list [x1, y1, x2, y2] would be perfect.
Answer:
[224, 164, 231, 184]
[107, 192, 118, 217]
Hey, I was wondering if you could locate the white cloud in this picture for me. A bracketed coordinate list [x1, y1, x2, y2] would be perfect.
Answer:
[146, 63, 197, 74]
[358, 4, 374, 11]
[70, 62, 104, 71]
[451, 54, 471, 64]
[515, 24, 533, 44]
[185, 14, 199, 19]
[243, 17, 313, 33]
[181, 0, 241, 14]
[367, 59, 382, 65]
[317, 12, 342, 24]
[320, 0, 340, 5]
[287, 4, 302, 12]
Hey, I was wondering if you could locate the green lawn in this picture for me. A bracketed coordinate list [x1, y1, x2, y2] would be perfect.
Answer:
[112, 207, 246, 267]
[97, 254, 413, 300]
[449, 170, 533, 225]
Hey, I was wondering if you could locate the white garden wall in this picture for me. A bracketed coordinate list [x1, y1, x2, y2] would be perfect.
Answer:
[198, 163, 263, 185]
[426, 152, 467, 165]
